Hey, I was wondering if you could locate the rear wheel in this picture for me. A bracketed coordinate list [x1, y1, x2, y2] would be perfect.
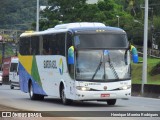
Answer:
[10, 84, 14, 89]
[106, 99, 116, 105]
[29, 82, 44, 100]
[60, 86, 72, 105]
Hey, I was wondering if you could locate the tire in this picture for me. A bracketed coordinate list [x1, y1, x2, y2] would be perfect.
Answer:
[29, 82, 44, 100]
[60, 86, 72, 105]
[106, 99, 116, 105]
[10, 84, 14, 89]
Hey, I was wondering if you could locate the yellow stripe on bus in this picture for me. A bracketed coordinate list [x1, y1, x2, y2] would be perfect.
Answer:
[18, 54, 33, 75]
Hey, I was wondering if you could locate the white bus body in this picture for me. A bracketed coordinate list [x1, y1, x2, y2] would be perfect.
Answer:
[19, 22, 131, 105]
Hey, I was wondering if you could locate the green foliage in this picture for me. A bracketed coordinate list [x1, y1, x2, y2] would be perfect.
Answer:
[0, 0, 160, 48]
[0, 0, 47, 30]
[153, 16, 160, 32]
[149, 0, 160, 16]
[132, 57, 160, 84]
[149, 62, 160, 76]
[98, 0, 114, 11]
[40, 0, 132, 30]
[0, 43, 15, 59]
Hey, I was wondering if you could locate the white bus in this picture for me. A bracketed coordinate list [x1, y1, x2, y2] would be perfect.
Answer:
[19, 22, 133, 105]
[9, 57, 19, 89]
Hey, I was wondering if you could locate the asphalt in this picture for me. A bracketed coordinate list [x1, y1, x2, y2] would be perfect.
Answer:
[0, 104, 19, 111]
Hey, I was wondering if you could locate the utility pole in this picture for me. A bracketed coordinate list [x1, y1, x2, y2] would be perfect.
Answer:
[150, 8, 155, 50]
[116, 15, 120, 27]
[36, 0, 39, 31]
[2, 40, 5, 63]
[143, 7, 154, 50]
[142, 0, 149, 95]
[0, 30, 5, 64]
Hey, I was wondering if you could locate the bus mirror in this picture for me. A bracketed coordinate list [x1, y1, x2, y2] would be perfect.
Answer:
[132, 54, 138, 63]
[132, 47, 138, 63]
[68, 46, 74, 64]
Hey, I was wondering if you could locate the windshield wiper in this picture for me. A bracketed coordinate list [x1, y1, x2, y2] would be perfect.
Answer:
[91, 55, 103, 80]
[107, 53, 119, 79]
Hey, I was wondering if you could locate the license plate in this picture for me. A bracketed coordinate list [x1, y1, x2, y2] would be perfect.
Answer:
[101, 94, 110, 97]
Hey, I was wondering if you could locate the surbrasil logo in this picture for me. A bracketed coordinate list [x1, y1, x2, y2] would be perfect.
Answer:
[59, 58, 63, 75]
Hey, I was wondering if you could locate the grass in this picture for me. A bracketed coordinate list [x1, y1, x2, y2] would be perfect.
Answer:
[131, 57, 160, 84]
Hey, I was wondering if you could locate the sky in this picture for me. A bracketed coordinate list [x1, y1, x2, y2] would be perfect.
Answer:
[86, 0, 98, 4]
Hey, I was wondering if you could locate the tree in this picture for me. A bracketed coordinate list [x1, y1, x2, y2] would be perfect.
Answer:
[0, 0, 47, 30]
[40, 0, 132, 30]
[40, 0, 87, 29]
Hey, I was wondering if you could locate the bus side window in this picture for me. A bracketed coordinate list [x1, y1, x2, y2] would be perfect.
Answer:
[43, 34, 55, 55]
[19, 37, 30, 55]
[55, 33, 65, 56]
[31, 36, 40, 55]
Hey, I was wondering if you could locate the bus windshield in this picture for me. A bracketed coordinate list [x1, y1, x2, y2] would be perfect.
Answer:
[75, 50, 131, 81]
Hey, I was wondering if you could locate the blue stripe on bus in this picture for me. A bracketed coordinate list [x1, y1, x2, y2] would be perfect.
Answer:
[19, 63, 47, 96]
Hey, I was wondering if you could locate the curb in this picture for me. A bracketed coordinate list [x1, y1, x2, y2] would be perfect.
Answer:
[132, 84, 160, 98]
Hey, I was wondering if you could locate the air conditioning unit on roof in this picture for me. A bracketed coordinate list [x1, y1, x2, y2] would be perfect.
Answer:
[54, 22, 106, 29]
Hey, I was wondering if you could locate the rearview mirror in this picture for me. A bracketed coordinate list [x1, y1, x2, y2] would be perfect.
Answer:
[68, 46, 74, 64]
[131, 46, 138, 63]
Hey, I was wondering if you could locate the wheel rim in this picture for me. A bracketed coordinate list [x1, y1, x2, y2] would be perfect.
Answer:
[30, 84, 33, 97]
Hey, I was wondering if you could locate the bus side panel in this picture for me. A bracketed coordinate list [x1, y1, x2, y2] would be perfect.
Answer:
[30, 77, 47, 96]
[19, 62, 47, 96]
[19, 63, 29, 93]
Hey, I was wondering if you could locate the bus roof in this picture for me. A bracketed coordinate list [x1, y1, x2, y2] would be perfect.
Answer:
[54, 22, 106, 29]
[20, 22, 125, 37]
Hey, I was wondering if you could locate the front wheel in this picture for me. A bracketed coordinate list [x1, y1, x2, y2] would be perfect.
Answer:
[29, 82, 44, 100]
[60, 86, 72, 105]
[106, 99, 116, 105]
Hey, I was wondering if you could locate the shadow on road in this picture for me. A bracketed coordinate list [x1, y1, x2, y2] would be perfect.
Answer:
[24, 97, 124, 108]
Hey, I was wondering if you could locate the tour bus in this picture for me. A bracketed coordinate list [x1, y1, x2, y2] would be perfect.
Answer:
[9, 57, 19, 89]
[19, 22, 133, 105]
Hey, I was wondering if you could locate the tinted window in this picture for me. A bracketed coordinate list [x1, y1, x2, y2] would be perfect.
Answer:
[19, 37, 30, 55]
[31, 36, 39, 55]
[74, 34, 128, 49]
[56, 33, 65, 56]
[43, 34, 56, 55]
[10, 63, 18, 72]
[42, 33, 65, 56]
[20, 33, 66, 56]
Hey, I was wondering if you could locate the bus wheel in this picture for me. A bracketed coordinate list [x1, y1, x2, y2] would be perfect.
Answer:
[29, 83, 44, 100]
[106, 99, 116, 105]
[10, 84, 14, 89]
[60, 87, 72, 105]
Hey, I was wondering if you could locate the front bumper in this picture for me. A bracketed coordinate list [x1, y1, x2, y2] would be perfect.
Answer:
[74, 89, 131, 101]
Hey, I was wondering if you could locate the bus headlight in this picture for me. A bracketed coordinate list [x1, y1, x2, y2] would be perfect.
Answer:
[76, 86, 91, 91]
[120, 85, 131, 90]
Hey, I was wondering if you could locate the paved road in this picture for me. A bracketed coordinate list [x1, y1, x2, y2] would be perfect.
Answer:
[0, 85, 160, 120]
